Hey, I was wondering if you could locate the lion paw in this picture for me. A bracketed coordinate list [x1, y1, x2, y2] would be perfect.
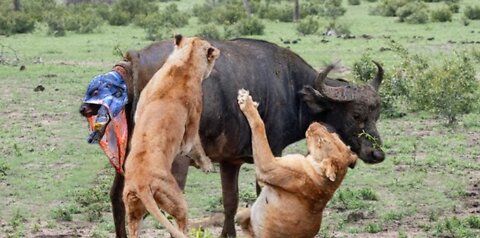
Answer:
[237, 89, 258, 112]
[192, 155, 214, 173]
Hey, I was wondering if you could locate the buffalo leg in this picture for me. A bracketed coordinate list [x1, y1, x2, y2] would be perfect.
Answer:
[171, 154, 190, 190]
[220, 161, 241, 238]
[111, 172, 127, 238]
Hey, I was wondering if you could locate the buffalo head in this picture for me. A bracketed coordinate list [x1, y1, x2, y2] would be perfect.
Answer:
[300, 62, 385, 164]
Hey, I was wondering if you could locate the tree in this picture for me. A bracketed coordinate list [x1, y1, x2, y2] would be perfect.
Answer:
[321, 0, 346, 29]
[293, 0, 300, 22]
[13, 0, 21, 11]
[242, 0, 252, 17]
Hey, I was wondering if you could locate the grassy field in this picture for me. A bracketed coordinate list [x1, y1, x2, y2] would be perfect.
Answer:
[1, 0, 480, 237]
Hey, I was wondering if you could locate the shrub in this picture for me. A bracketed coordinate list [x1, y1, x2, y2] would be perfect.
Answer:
[136, 3, 189, 39]
[300, 2, 323, 18]
[144, 20, 169, 41]
[370, 0, 408, 17]
[320, 0, 347, 28]
[213, 2, 246, 25]
[431, 6, 452, 22]
[162, 4, 189, 28]
[64, 6, 104, 34]
[447, 3, 460, 13]
[112, 0, 158, 20]
[348, 0, 361, 6]
[395, 46, 478, 124]
[296, 16, 319, 35]
[258, 4, 294, 22]
[233, 17, 265, 36]
[0, 11, 36, 35]
[108, 8, 130, 26]
[353, 52, 378, 83]
[45, 9, 67, 36]
[197, 24, 222, 40]
[22, 0, 57, 21]
[464, 5, 480, 20]
[138, 3, 190, 28]
[396, 2, 429, 24]
[192, 3, 214, 24]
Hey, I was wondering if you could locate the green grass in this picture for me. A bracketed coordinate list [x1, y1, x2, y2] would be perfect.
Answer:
[1, 0, 480, 237]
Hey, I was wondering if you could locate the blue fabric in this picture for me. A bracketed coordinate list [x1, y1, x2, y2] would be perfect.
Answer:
[83, 71, 128, 117]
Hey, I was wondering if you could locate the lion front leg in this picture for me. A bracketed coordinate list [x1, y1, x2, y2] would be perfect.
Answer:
[237, 89, 276, 175]
[190, 134, 214, 173]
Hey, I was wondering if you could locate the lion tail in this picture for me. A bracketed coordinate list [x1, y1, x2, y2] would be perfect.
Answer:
[137, 190, 187, 238]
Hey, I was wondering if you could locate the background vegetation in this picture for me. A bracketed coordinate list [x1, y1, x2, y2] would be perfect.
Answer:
[0, 0, 479, 237]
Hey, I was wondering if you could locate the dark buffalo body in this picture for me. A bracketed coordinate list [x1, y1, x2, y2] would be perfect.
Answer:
[80, 38, 385, 237]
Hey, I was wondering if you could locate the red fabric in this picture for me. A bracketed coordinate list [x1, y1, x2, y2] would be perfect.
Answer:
[87, 109, 127, 174]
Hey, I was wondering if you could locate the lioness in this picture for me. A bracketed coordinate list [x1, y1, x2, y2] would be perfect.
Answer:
[236, 89, 357, 238]
[122, 35, 220, 238]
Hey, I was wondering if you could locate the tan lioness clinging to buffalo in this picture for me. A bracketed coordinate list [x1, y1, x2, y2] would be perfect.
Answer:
[236, 89, 357, 238]
[122, 35, 220, 238]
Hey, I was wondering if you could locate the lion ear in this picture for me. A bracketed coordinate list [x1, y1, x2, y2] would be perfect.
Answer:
[174, 34, 183, 46]
[207, 47, 219, 61]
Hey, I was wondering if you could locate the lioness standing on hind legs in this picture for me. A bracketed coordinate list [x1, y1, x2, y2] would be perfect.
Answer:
[122, 35, 220, 238]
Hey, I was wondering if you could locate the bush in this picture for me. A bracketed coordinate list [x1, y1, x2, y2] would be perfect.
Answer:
[348, 0, 361, 6]
[22, 0, 57, 21]
[64, 6, 104, 33]
[258, 4, 294, 22]
[108, 8, 130, 26]
[233, 17, 265, 36]
[197, 24, 222, 40]
[353, 53, 378, 83]
[396, 2, 429, 24]
[192, 3, 214, 24]
[0, 11, 36, 35]
[206, 2, 246, 25]
[447, 3, 460, 13]
[395, 45, 479, 124]
[300, 2, 323, 18]
[136, 4, 188, 40]
[139, 3, 189, 28]
[321, 0, 347, 27]
[45, 9, 66, 36]
[370, 0, 408, 17]
[143, 17, 170, 41]
[296, 16, 319, 35]
[464, 5, 480, 20]
[430, 6, 452, 22]
[112, 0, 158, 21]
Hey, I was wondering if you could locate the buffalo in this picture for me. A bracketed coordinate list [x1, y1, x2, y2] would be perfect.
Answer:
[79, 38, 385, 237]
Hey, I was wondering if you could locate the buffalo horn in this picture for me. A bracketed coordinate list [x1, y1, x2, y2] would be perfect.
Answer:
[370, 60, 384, 92]
[315, 64, 354, 102]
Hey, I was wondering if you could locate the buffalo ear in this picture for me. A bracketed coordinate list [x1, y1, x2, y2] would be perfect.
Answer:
[299, 85, 330, 114]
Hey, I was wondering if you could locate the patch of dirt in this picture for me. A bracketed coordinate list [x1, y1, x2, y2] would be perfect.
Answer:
[45, 60, 112, 68]
[463, 170, 480, 215]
